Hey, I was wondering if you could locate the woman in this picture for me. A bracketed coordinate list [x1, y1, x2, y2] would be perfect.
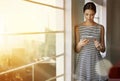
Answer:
[75, 2, 108, 81]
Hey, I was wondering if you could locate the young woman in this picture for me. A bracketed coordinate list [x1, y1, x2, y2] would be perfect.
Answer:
[75, 2, 108, 81]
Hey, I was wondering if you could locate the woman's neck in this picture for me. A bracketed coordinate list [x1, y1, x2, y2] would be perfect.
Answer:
[83, 21, 96, 26]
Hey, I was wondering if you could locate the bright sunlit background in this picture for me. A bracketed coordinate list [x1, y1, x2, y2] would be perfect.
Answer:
[0, 0, 64, 33]
[0, 0, 64, 81]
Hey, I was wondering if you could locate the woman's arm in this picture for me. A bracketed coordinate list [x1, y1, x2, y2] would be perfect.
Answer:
[75, 25, 89, 53]
[100, 25, 105, 52]
[94, 25, 105, 53]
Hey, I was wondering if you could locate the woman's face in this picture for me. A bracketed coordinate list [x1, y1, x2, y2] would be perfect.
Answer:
[84, 9, 95, 22]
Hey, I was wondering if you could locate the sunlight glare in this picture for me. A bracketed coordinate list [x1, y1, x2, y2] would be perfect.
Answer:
[95, 59, 113, 76]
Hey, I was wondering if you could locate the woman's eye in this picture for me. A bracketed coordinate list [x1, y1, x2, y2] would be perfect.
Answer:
[86, 14, 88, 16]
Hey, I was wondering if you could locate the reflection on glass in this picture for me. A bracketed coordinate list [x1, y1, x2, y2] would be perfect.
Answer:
[0, 0, 65, 81]
[0, 0, 64, 33]
[0, 33, 64, 81]
[30, 0, 64, 8]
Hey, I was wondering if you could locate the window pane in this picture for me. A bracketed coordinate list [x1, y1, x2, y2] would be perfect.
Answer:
[57, 76, 64, 81]
[0, 0, 64, 33]
[0, 0, 65, 81]
[0, 33, 64, 81]
[0, 66, 33, 81]
[30, 0, 64, 8]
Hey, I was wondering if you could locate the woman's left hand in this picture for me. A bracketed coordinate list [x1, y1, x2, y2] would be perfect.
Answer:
[94, 39, 102, 50]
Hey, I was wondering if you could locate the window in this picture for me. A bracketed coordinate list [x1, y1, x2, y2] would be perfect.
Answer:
[0, 0, 65, 81]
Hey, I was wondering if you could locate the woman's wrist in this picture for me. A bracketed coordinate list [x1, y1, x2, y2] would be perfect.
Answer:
[96, 44, 103, 51]
[76, 43, 83, 50]
[75, 43, 83, 53]
[78, 42, 84, 47]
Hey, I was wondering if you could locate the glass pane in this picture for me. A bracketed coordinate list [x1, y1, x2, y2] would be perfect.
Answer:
[30, 0, 64, 8]
[0, 0, 64, 33]
[0, 66, 33, 81]
[94, 18, 99, 23]
[56, 56, 64, 75]
[0, 33, 64, 81]
[57, 76, 64, 81]
[94, 3, 101, 23]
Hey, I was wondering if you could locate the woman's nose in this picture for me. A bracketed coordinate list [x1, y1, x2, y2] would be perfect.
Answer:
[88, 16, 91, 19]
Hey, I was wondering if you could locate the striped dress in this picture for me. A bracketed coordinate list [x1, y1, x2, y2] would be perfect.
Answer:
[75, 25, 108, 81]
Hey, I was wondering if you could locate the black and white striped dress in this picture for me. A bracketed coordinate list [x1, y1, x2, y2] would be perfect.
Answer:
[75, 25, 108, 81]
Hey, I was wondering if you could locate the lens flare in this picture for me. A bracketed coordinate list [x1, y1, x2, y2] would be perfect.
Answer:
[95, 59, 113, 76]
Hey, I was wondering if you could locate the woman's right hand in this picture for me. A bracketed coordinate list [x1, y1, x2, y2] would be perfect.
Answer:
[78, 39, 89, 47]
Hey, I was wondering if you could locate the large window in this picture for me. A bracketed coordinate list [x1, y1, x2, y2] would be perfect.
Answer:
[0, 0, 65, 81]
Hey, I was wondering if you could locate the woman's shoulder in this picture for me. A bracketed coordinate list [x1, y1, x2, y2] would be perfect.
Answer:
[75, 22, 105, 28]
[75, 22, 85, 28]
[75, 23, 83, 32]
[76, 22, 101, 27]
[97, 24, 104, 29]
[75, 24, 81, 30]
